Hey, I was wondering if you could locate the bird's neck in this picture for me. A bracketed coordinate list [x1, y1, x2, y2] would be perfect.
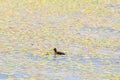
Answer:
[54, 51, 56, 58]
[54, 49, 57, 52]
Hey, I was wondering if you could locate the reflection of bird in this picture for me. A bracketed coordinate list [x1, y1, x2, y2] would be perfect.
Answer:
[53, 48, 65, 57]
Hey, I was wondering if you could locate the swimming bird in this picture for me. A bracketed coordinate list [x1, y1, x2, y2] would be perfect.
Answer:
[53, 48, 65, 57]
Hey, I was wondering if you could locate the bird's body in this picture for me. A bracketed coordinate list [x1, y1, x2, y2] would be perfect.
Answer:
[53, 48, 65, 57]
[55, 51, 65, 55]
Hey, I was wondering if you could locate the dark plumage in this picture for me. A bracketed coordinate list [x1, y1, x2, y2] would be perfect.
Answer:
[53, 48, 65, 55]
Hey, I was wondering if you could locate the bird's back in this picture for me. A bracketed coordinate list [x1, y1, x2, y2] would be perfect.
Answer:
[56, 51, 65, 55]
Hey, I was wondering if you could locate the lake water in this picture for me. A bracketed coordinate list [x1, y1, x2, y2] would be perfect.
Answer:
[0, 0, 120, 79]
[0, 53, 119, 80]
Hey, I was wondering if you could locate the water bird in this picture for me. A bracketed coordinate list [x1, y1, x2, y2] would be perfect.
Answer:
[53, 48, 65, 57]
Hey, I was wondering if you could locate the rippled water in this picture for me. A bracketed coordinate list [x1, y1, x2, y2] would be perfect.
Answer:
[34, 55, 120, 79]
[0, 51, 120, 80]
[0, 1, 120, 79]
